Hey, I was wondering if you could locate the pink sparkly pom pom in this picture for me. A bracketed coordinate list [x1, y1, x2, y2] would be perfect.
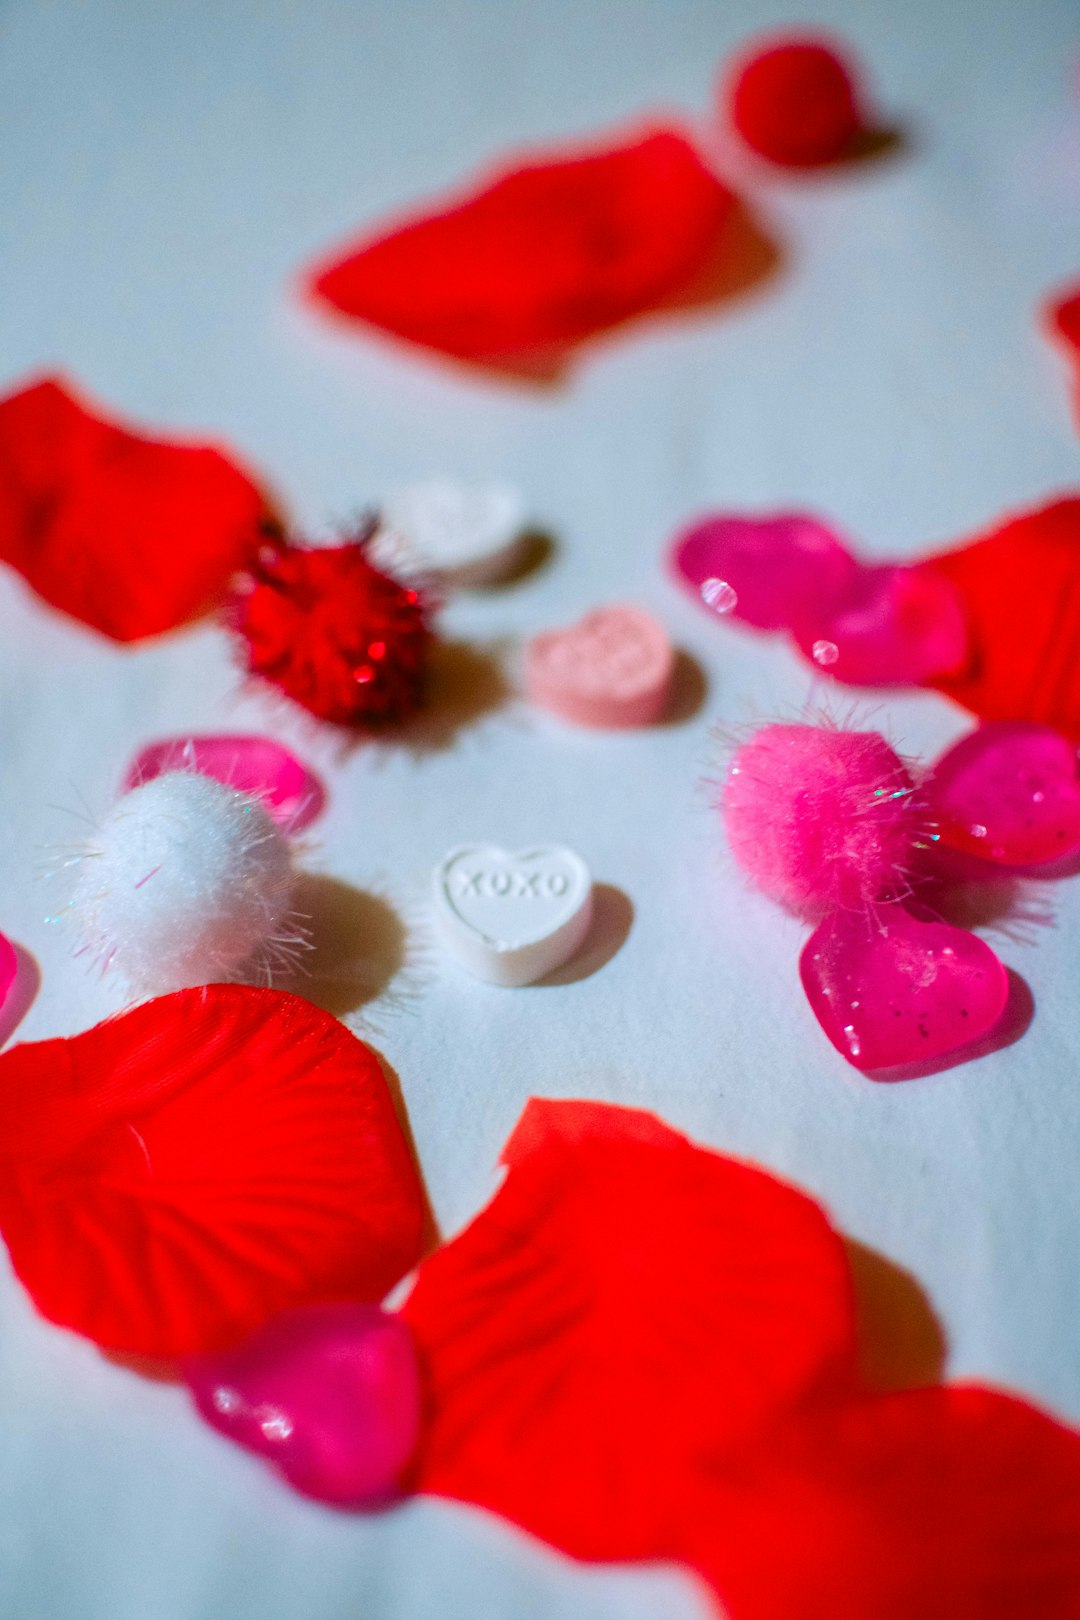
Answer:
[723, 724, 920, 917]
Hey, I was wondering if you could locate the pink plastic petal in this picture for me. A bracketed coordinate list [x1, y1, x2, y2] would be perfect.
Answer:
[924, 723, 1080, 867]
[792, 565, 969, 685]
[0, 934, 16, 1008]
[669, 512, 858, 631]
[124, 736, 324, 831]
[799, 902, 1009, 1072]
[184, 1303, 422, 1506]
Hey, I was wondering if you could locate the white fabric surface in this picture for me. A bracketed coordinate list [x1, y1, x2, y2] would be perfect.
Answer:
[1, 0, 1079, 1615]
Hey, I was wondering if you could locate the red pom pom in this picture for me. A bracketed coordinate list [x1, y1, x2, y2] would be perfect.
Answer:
[0, 375, 271, 641]
[305, 126, 734, 363]
[0, 986, 427, 1356]
[229, 531, 431, 727]
[1044, 281, 1080, 431]
[727, 36, 864, 167]
[1048, 283, 1080, 354]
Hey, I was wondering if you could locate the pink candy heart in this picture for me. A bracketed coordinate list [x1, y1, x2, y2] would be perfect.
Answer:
[524, 604, 674, 727]
[125, 735, 324, 831]
[799, 902, 1009, 1072]
[670, 511, 857, 631]
[924, 723, 1080, 867]
[184, 1303, 422, 1506]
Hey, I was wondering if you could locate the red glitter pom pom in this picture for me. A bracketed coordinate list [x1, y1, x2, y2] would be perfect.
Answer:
[727, 36, 864, 167]
[229, 529, 431, 727]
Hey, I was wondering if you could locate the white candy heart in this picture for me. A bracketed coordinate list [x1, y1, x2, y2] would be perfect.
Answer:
[432, 844, 593, 987]
[377, 481, 527, 588]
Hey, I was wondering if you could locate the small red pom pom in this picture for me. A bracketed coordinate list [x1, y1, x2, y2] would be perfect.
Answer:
[229, 531, 431, 727]
[1044, 282, 1080, 432]
[727, 36, 864, 168]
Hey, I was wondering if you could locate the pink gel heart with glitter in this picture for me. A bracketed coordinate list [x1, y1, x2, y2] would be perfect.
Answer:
[799, 902, 1008, 1072]
[792, 565, 969, 686]
[0, 933, 17, 1009]
[184, 1303, 422, 1506]
[924, 722, 1080, 867]
[125, 735, 324, 831]
[670, 512, 858, 630]
[669, 512, 969, 686]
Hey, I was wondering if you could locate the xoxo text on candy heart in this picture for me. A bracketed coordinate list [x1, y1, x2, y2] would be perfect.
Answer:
[433, 845, 593, 988]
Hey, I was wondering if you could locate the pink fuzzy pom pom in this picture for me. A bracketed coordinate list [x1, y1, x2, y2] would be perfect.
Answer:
[723, 724, 919, 916]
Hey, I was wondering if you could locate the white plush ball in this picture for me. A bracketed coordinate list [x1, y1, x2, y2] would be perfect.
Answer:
[71, 771, 298, 995]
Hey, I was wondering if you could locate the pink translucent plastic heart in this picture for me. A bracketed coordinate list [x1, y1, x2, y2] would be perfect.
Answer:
[668, 511, 970, 686]
[184, 1303, 422, 1506]
[924, 722, 1080, 867]
[0, 933, 16, 1008]
[125, 735, 324, 831]
[799, 902, 1008, 1072]
[669, 512, 857, 631]
[792, 565, 970, 686]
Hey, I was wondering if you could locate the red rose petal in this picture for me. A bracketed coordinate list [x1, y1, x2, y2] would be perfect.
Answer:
[916, 498, 1080, 735]
[305, 126, 735, 363]
[685, 1387, 1080, 1620]
[0, 375, 272, 641]
[0, 986, 425, 1356]
[403, 1099, 857, 1560]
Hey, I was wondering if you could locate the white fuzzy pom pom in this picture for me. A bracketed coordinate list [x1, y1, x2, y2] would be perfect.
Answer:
[70, 771, 301, 995]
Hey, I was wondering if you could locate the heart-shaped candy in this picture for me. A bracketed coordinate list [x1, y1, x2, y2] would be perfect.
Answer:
[670, 511, 857, 631]
[524, 605, 673, 727]
[433, 844, 593, 986]
[376, 480, 527, 588]
[124, 735, 324, 831]
[799, 902, 1008, 1072]
[923, 722, 1080, 867]
[185, 1303, 422, 1506]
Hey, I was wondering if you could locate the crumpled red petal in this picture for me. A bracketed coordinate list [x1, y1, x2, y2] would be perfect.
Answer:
[915, 498, 1080, 735]
[684, 1386, 1080, 1620]
[305, 126, 735, 363]
[0, 986, 425, 1356]
[403, 1098, 857, 1560]
[0, 375, 272, 641]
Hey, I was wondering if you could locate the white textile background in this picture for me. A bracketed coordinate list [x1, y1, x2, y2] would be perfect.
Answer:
[1, 1, 1079, 1616]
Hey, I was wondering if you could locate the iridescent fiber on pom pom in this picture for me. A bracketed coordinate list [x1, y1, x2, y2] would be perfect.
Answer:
[723, 723, 922, 917]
